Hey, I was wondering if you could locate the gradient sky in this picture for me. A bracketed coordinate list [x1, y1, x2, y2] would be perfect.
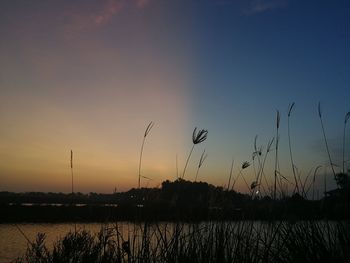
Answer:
[0, 0, 349, 195]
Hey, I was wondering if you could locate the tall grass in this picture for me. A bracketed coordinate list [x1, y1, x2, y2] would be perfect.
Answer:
[311, 165, 322, 200]
[70, 150, 74, 195]
[274, 110, 280, 200]
[252, 136, 271, 197]
[318, 102, 336, 180]
[231, 161, 250, 192]
[287, 102, 299, 195]
[227, 158, 234, 190]
[138, 122, 154, 189]
[182, 127, 208, 180]
[195, 149, 207, 182]
[343, 111, 350, 173]
[16, 221, 350, 263]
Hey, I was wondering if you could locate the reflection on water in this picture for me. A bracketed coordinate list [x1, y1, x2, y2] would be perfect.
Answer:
[1, 222, 164, 262]
[0, 223, 103, 262]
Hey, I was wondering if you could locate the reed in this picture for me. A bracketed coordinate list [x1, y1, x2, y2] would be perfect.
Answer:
[274, 110, 280, 200]
[176, 154, 179, 179]
[255, 137, 274, 197]
[309, 165, 322, 200]
[138, 122, 154, 189]
[343, 111, 350, 173]
[287, 102, 300, 194]
[318, 102, 336, 179]
[195, 149, 207, 182]
[252, 136, 259, 188]
[231, 161, 251, 192]
[182, 127, 208, 180]
[227, 158, 234, 190]
[70, 150, 74, 195]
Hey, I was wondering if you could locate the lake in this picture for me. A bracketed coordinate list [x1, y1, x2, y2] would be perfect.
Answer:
[0, 223, 120, 262]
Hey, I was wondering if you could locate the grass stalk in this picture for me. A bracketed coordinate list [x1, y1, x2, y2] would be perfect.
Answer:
[182, 127, 208, 179]
[182, 145, 195, 180]
[274, 110, 280, 200]
[343, 111, 350, 173]
[312, 165, 322, 200]
[318, 102, 336, 180]
[70, 150, 74, 195]
[227, 158, 234, 190]
[195, 149, 207, 182]
[256, 138, 274, 197]
[138, 122, 154, 189]
[287, 102, 299, 194]
[231, 161, 250, 192]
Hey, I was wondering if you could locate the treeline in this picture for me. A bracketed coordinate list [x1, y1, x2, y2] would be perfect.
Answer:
[1, 178, 350, 222]
[0, 180, 246, 206]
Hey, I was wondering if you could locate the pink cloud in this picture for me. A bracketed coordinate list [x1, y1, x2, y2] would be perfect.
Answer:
[92, 0, 123, 26]
[62, 0, 153, 37]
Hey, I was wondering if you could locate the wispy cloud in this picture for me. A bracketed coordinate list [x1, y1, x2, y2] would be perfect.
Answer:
[93, 0, 123, 26]
[244, 0, 288, 15]
[63, 0, 152, 35]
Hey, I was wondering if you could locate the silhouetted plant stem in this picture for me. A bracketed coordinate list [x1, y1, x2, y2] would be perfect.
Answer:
[312, 165, 322, 200]
[257, 138, 274, 197]
[227, 158, 234, 190]
[287, 102, 299, 194]
[176, 154, 179, 179]
[70, 150, 74, 195]
[318, 102, 336, 180]
[324, 168, 327, 197]
[252, 135, 261, 190]
[182, 128, 208, 179]
[343, 112, 350, 173]
[70, 150, 77, 233]
[232, 161, 250, 192]
[195, 149, 207, 182]
[274, 110, 280, 200]
[182, 144, 194, 180]
[138, 122, 154, 189]
[231, 170, 244, 191]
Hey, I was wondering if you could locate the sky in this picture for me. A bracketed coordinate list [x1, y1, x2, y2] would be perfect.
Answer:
[0, 0, 349, 196]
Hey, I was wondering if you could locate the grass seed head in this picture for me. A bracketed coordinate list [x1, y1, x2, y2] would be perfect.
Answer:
[70, 150, 73, 169]
[242, 161, 250, 169]
[198, 150, 208, 168]
[318, 102, 322, 118]
[276, 110, 280, 129]
[144, 121, 154, 137]
[288, 102, 295, 117]
[192, 128, 208, 144]
[345, 111, 350, 124]
[251, 181, 259, 189]
[267, 137, 275, 152]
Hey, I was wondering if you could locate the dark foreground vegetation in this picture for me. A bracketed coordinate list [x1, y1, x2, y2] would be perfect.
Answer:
[5, 107, 350, 262]
[1, 177, 350, 222]
[15, 220, 350, 263]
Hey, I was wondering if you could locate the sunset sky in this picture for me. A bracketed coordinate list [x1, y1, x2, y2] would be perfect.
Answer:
[0, 0, 349, 195]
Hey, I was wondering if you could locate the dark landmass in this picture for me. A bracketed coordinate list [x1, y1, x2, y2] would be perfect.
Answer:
[1, 179, 350, 222]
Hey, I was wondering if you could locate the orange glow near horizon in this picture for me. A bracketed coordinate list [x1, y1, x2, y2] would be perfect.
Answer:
[0, 0, 196, 193]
